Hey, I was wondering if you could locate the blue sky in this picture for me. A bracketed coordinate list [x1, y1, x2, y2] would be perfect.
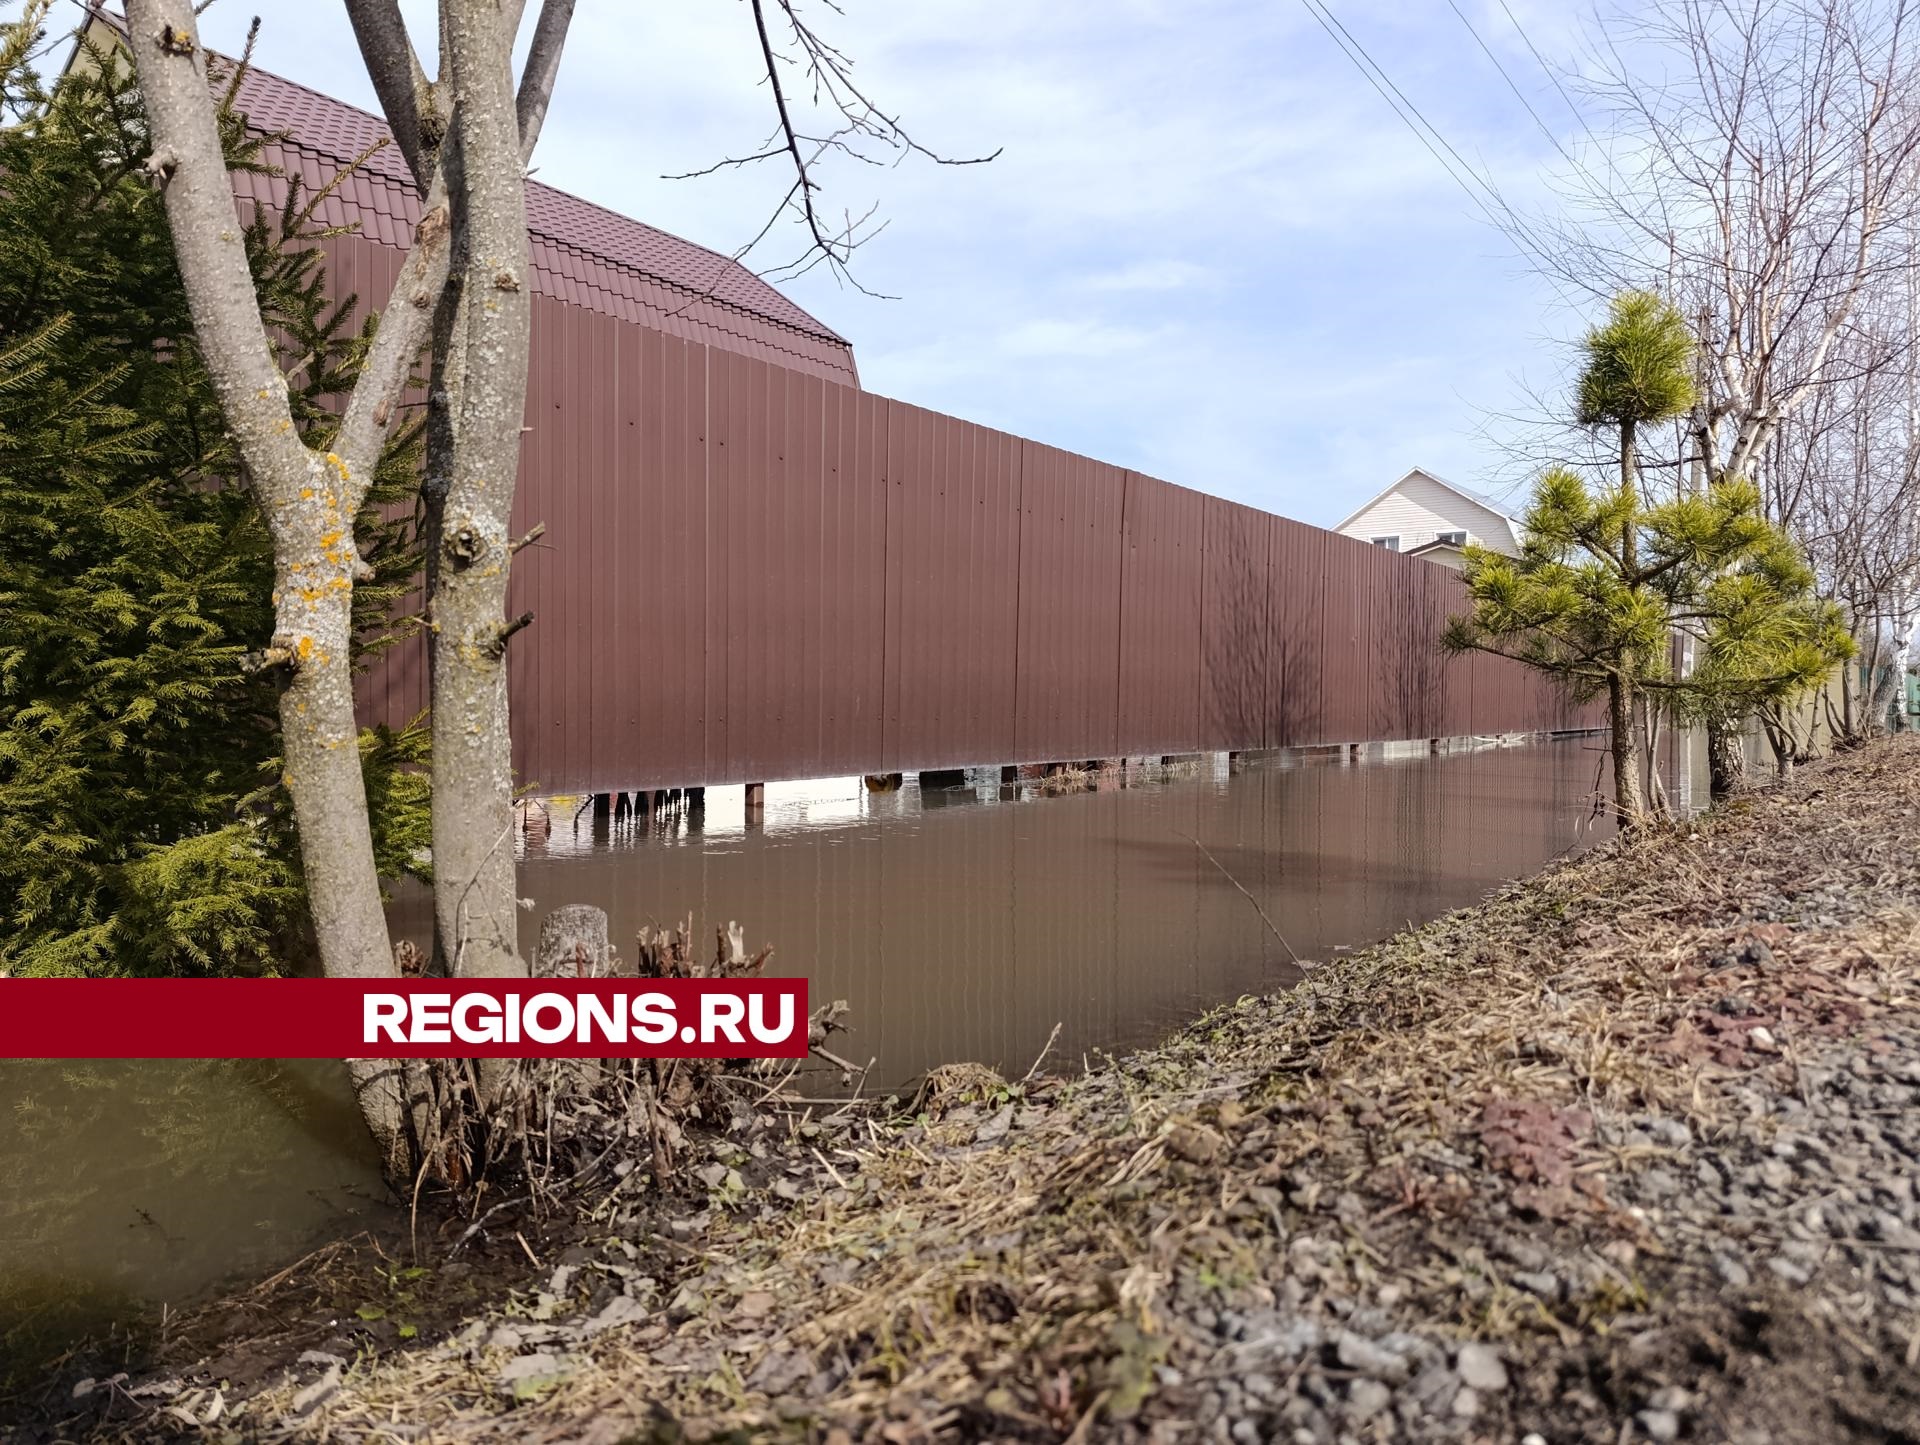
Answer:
[180, 1, 1599, 529]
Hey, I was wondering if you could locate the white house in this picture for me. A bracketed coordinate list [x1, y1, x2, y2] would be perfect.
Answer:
[1334, 467, 1524, 570]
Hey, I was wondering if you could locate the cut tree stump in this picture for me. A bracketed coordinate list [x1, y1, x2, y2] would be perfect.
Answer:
[535, 903, 611, 978]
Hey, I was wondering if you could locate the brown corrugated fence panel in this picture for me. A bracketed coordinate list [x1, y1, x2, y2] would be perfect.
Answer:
[1200, 497, 1270, 750]
[526, 294, 601, 793]
[1369, 545, 1449, 741]
[1364, 546, 1405, 742]
[1431, 568, 1472, 738]
[706, 350, 831, 782]
[1266, 518, 1327, 747]
[602, 320, 644, 784]
[628, 329, 709, 789]
[346, 294, 1604, 785]
[704, 347, 754, 781]
[1015, 442, 1125, 764]
[507, 294, 559, 788]
[576, 309, 624, 791]
[1117, 472, 1204, 754]
[814, 378, 889, 777]
[1318, 532, 1375, 744]
[882, 403, 1022, 772]
[1471, 651, 1516, 737]
[1428, 558, 1466, 735]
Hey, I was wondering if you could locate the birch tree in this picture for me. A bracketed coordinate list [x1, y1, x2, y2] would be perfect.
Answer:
[124, 0, 576, 1157]
[1765, 290, 1920, 743]
[1563, 0, 1920, 484]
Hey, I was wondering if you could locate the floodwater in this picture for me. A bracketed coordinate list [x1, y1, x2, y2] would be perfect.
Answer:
[468, 736, 1631, 1085]
[0, 1058, 389, 1381]
[1, 733, 1639, 1373]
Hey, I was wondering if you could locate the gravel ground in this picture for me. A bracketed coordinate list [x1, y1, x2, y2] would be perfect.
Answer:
[22, 738, 1920, 1444]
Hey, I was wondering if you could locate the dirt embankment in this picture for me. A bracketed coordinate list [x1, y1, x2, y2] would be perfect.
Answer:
[21, 738, 1920, 1444]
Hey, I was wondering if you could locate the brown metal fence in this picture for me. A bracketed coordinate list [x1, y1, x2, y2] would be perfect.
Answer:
[355, 283, 1592, 795]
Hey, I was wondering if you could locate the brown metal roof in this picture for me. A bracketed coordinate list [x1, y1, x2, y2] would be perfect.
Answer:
[225, 62, 859, 384]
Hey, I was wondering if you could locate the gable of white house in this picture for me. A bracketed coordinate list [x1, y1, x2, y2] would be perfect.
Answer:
[1336, 471, 1522, 556]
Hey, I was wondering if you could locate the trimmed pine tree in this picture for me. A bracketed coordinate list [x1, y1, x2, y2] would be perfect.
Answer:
[1446, 292, 1850, 826]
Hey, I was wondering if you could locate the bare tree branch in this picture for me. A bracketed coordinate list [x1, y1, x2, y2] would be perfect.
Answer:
[690, 0, 999, 296]
[123, 0, 305, 488]
[516, 0, 575, 159]
[124, 0, 403, 1074]
[333, 173, 452, 483]
[431, 0, 539, 981]
[343, 0, 434, 187]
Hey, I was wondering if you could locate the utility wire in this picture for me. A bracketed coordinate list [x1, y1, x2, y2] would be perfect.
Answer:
[1496, 0, 1586, 123]
[1293, 1, 1495, 224]
[1309, 0, 1505, 207]
[1296, 0, 1556, 269]
[1445, 0, 1579, 169]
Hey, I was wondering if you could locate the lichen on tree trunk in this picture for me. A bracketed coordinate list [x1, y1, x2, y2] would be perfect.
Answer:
[125, 0, 577, 1164]
[429, 0, 536, 983]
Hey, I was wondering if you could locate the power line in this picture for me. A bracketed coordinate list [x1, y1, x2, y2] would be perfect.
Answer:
[1293, 1, 1493, 220]
[1495, 0, 1589, 130]
[1309, 1, 1503, 207]
[1444, 0, 1579, 170]
[1295, 0, 1555, 268]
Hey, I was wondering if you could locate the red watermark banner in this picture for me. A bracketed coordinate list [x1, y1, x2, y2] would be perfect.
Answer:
[0, 979, 810, 1060]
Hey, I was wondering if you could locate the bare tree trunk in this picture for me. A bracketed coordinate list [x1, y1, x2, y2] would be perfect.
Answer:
[430, 0, 537, 981]
[124, 0, 448, 1158]
[1611, 420, 1650, 827]
[1759, 703, 1789, 779]
[1707, 711, 1748, 801]
[1609, 675, 1647, 826]
[1641, 695, 1671, 819]
[421, 212, 468, 973]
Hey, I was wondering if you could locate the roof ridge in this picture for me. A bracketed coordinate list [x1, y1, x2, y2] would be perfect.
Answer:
[521, 179, 850, 348]
[1412, 468, 1521, 520]
[527, 228, 835, 343]
[224, 59, 850, 350]
[1331, 466, 1521, 535]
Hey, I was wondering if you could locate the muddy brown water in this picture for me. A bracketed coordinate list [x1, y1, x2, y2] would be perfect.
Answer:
[1, 734, 1657, 1373]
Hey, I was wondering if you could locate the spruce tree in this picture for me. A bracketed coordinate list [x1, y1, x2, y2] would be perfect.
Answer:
[0, 13, 424, 975]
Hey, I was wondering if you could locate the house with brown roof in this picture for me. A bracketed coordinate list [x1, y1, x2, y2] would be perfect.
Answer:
[78, 7, 857, 384]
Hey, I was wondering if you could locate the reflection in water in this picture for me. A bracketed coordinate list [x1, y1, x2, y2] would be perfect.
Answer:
[3, 735, 1624, 1364]
[401, 735, 1623, 1087]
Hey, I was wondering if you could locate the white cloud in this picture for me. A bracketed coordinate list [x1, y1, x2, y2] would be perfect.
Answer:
[1079, 260, 1216, 292]
[998, 319, 1158, 359]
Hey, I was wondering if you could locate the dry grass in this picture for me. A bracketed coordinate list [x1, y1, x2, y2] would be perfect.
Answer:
[56, 738, 1920, 1444]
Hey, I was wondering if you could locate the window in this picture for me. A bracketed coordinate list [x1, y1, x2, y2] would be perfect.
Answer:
[1370, 535, 1400, 551]
[1435, 530, 1467, 546]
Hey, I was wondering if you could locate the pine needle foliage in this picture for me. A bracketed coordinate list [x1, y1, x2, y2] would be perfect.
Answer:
[1447, 292, 1849, 823]
[1447, 472, 1849, 706]
[1575, 289, 1697, 428]
[0, 11, 426, 976]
